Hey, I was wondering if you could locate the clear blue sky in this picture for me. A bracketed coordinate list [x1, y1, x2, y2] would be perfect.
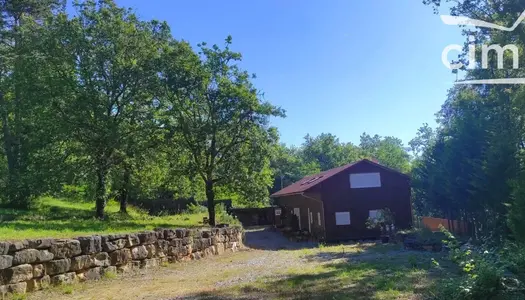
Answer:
[110, 1, 464, 147]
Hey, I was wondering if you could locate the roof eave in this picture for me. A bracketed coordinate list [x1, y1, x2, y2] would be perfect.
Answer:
[270, 191, 308, 198]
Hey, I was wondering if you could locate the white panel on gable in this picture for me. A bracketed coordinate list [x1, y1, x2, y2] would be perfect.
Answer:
[350, 172, 381, 188]
[335, 212, 351, 225]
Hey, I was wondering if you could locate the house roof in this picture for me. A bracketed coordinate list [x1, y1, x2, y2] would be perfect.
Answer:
[270, 159, 409, 198]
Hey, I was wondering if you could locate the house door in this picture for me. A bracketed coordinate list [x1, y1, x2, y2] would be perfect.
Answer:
[293, 208, 301, 229]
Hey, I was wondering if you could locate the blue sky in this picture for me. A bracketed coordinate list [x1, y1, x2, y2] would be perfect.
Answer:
[109, 1, 464, 147]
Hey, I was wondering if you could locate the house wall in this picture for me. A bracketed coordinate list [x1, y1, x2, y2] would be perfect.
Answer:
[274, 193, 325, 239]
[320, 162, 412, 241]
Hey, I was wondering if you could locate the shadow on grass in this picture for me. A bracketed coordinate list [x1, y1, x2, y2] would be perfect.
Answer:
[0, 220, 196, 234]
[179, 259, 439, 300]
[1, 201, 98, 222]
[302, 243, 408, 263]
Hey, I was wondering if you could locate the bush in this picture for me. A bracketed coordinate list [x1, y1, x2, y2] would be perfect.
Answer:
[428, 278, 464, 300]
[185, 203, 207, 214]
[216, 203, 239, 225]
[502, 243, 525, 282]
[61, 184, 88, 201]
[427, 227, 519, 300]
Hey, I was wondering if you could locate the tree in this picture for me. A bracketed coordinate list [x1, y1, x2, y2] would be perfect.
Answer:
[0, 0, 65, 207]
[409, 123, 435, 158]
[159, 36, 284, 225]
[418, 0, 525, 239]
[270, 143, 321, 194]
[44, 0, 168, 218]
[359, 133, 411, 173]
[302, 133, 361, 171]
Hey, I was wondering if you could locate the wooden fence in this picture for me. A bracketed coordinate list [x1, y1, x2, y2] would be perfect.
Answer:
[416, 216, 469, 235]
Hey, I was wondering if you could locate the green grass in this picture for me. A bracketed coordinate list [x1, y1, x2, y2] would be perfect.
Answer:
[265, 245, 453, 300]
[102, 271, 117, 280]
[0, 196, 238, 240]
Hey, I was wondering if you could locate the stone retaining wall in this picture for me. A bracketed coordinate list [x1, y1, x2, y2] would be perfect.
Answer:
[0, 227, 244, 296]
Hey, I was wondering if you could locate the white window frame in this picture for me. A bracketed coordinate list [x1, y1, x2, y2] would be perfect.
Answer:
[350, 172, 381, 189]
[369, 209, 382, 220]
[335, 212, 351, 225]
[317, 212, 321, 226]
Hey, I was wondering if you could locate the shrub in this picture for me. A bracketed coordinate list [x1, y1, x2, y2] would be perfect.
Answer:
[216, 203, 239, 225]
[427, 227, 514, 300]
[428, 278, 464, 300]
[185, 203, 207, 214]
[61, 184, 88, 201]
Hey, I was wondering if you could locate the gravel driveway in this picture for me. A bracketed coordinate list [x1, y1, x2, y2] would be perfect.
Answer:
[243, 226, 316, 250]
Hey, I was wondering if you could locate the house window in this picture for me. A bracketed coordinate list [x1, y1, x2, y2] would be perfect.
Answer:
[317, 212, 321, 226]
[350, 173, 381, 188]
[369, 210, 382, 220]
[310, 211, 313, 224]
[335, 212, 351, 225]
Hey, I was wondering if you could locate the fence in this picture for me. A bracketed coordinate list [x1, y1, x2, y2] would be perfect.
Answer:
[230, 207, 276, 227]
[416, 216, 469, 235]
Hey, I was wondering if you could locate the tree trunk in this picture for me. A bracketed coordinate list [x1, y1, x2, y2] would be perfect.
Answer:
[95, 167, 108, 219]
[119, 190, 128, 214]
[119, 166, 130, 214]
[205, 180, 216, 226]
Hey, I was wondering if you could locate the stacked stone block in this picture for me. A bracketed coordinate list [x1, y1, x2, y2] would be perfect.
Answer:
[0, 226, 243, 296]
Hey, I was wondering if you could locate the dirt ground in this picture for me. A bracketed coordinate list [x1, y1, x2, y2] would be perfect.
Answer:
[28, 227, 448, 300]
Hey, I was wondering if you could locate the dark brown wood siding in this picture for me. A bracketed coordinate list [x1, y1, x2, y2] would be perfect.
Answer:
[319, 162, 411, 241]
[274, 193, 325, 239]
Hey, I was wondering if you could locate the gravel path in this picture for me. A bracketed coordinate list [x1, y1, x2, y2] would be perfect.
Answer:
[242, 226, 316, 250]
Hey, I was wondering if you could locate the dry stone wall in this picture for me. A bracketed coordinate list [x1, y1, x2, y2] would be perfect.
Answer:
[0, 227, 244, 296]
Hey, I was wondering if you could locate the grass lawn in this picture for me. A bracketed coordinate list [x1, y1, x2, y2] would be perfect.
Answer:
[0, 196, 235, 240]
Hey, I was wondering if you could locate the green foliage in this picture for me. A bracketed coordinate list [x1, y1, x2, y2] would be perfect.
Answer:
[428, 228, 517, 300]
[0, 0, 66, 208]
[215, 203, 238, 225]
[415, 0, 525, 241]
[186, 203, 207, 215]
[61, 285, 74, 295]
[60, 184, 88, 201]
[159, 36, 284, 224]
[9, 293, 28, 300]
[0, 0, 287, 221]
[102, 271, 117, 280]
[407, 254, 418, 268]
